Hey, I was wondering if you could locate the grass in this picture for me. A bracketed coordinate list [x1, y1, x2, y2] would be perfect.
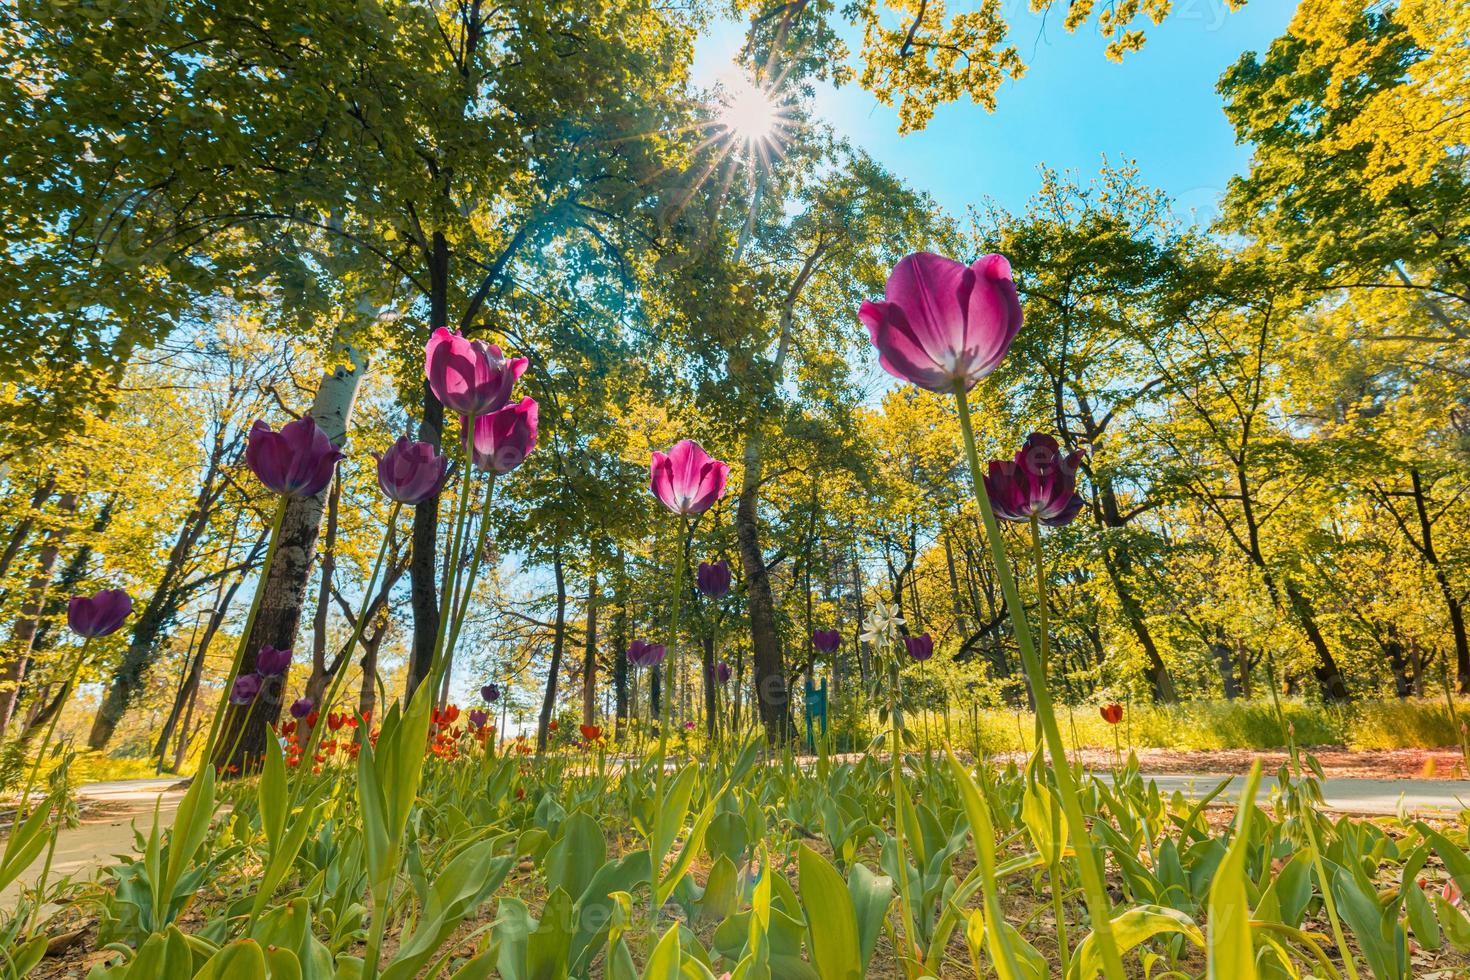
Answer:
[853, 696, 1470, 754]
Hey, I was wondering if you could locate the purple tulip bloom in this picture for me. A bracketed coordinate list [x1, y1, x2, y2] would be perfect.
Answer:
[289, 697, 314, 719]
[255, 645, 292, 676]
[627, 640, 667, 668]
[230, 673, 262, 705]
[860, 252, 1023, 393]
[468, 709, 488, 729]
[697, 559, 732, 598]
[424, 327, 527, 418]
[481, 683, 500, 703]
[715, 661, 731, 684]
[650, 440, 729, 515]
[467, 397, 538, 473]
[246, 417, 345, 498]
[984, 434, 1086, 527]
[374, 437, 448, 505]
[812, 629, 842, 654]
[66, 589, 133, 638]
[904, 633, 934, 661]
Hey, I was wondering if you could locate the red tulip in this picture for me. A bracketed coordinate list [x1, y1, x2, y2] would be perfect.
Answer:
[548, 720, 558, 731]
[650, 440, 729, 515]
[860, 252, 1022, 393]
[327, 712, 346, 731]
[424, 327, 527, 418]
[245, 417, 344, 498]
[1100, 703, 1123, 725]
[580, 724, 602, 741]
[466, 397, 538, 473]
[67, 589, 133, 638]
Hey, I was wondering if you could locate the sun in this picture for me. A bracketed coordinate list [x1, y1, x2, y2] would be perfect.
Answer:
[716, 73, 787, 150]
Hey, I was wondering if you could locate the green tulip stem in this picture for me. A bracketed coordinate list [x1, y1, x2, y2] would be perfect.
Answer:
[445, 473, 498, 665]
[650, 512, 688, 927]
[294, 500, 400, 786]
[427, 422, 478, 694]
[890, 663, 921, 963]
[1029, 514, 1052, 742]
[199, 494, 290, 773]
[954, 383, 1125, 979]
[17, 636, 91, 820]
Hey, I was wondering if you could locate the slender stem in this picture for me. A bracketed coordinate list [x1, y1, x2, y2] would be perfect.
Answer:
[1029, 514, 1051, 743]
[425, 421, 479, 696]
[17, 637, 91, 819]
[1265, 659, 1359, 980]
[1051, 862, 1071, 976]
[361, 842, 400, 980]
[890, 667, 920, 963]
[294, 501, 400, 782]
[954, 384, 1125, 979]
[445, 475, 497, 660]
[650, 513, 688, 926]
[199, 495, 290, 772]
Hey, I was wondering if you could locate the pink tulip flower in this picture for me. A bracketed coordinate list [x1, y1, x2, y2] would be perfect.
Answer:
[650, 440, 729, 515]
[984, 434, 1086, 527]
[246, 417, 344, 498]
[374, 437, 448, 504]
[859, 252, 1022, 393]
[424, 328, 527, 418]
[466, 397, 538, 473]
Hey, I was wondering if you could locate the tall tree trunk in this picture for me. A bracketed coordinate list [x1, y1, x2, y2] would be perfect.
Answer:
[581, 562, 599, 728]
[1385, 627, 1412, 699]
[358, 630, 383, 721]
[0, 479, 54, 598]
[1407, 469, 1470, 693]
[407, 232, 450, 701]
[536, 543, 566, 752]
[612, 549, 628, 737]
[736, 429, 789, 744]
[1099, 547, 1178, 703]
[155, 540, 246, 772]
[0, 490, 78, 739]
[212, 343, 367, 774]
[300, 480, 341, 727]
[701, 632, 718, 738]
[1284, 581, 1349, 702]
[1210, 626, 1239, 699]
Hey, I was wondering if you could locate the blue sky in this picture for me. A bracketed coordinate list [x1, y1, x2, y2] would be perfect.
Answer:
[694, 1, 1297, 224]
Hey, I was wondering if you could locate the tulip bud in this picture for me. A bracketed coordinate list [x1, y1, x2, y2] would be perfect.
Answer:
[467, 397, 538, 473]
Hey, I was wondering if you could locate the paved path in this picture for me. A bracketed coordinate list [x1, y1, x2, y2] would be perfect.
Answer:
[1, 778, 186, 910]
[1107, 772, 1470, 816]
[3, 771, 1468, 914]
